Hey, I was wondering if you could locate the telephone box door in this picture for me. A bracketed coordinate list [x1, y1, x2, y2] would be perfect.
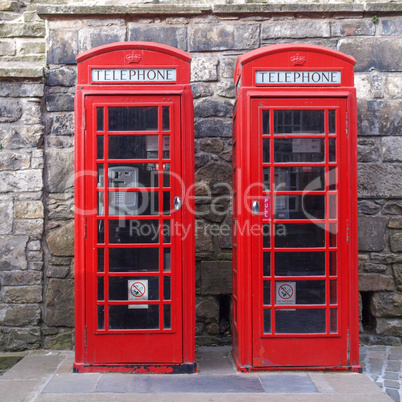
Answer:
[250, 97, 351, 367]
[85, 94, 183, 364]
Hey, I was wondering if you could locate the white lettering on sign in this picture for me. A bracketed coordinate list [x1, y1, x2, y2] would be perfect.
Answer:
[255, 71, 341, 85]
[92, 68, 177, 83]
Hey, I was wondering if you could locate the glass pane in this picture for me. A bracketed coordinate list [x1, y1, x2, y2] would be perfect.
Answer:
[97, 136, 104, 159]
[330, 280, 337, 304]
[98, 277, 104, 301]
[164, 305, 171, 329]
[263, 168, 270, 191]
[274, 167, 324, 191]
[98, 220, 104, 243]
[98, 192, 104, 216]
[328, 110, 336, 134]
[262, 110, 270, 135]
[330, 309, 338, 333]
[164, 276, 171, 300]
[164, 248, 171, 272]
[98, 305, 104, 330]
[97, 107, 104, 131]
[163, 192, 171, 215]
[108, 164, 158, 188]
[109, 219, 159, 244]
[329, 139, 336, 162]
[98, 248, 104, 272]
[163, 164, 170, 187]
[109, 135, 159, 159]
[329, 168, 337, 191]
[109, 248, 159, 272]
[108, 106, 158, 131]
[275, 194, 325, 220]
[329, 194, 337, 219]
[263, 224, 270, 248]
[274, 139, 324, 163]
[275, 252, 325, 276]
[162, 107, 170, 131]
[274, 110, 324, 134]
[108, 191, 158, 216]
[97, 165, 104, 188]
[329, 223, 337, 247]
[163, 136, 170, 159]
[275, 309, 326, 334]
[263, 281, 271, 305]
[275, 223, 325, 248]
[263, 139, 270, 163]
[109, 305, 159, 330]
[329, 252, 337, 276]
[109, 276, 158, 301]
[263, 252, 270, 276]
[264, 309, 271, 334]
[163, 220, 171, 244]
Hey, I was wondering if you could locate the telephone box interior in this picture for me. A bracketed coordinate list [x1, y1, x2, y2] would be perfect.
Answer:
[232, 44, 360, 371]
[74, 42, 195, 373]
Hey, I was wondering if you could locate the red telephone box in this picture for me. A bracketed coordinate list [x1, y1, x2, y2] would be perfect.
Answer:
[232, 44, 360, 371]
[74, 42, 195, 373]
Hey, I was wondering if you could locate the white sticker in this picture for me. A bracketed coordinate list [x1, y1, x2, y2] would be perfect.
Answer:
[128, 280, 148, 309]
[276, 282, 296, 305]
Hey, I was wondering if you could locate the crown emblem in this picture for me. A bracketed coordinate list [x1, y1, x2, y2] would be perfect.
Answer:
[126, 52, 142, 64]
[290, 53, 306, 66]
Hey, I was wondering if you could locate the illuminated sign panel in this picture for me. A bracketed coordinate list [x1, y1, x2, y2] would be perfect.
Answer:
[255, 70, 341, 85]
[92, 68, 177, 82]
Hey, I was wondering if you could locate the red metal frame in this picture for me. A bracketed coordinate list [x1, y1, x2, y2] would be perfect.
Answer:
[74, 42, 195, 373]
[232, 44, 360, 372]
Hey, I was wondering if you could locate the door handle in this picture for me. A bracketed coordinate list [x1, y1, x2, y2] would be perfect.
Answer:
[252, 200, 260, 215]
[174, 196, 182, 211]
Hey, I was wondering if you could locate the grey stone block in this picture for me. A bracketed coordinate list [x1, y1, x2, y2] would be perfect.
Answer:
[48, 29, 78, 65]
[262, 20, 330, 39]
[358, 100, 401, 136]
[195, 119, 232, 138]
[390, 233, 402, 253]
[383, 137, 402, 162]
[358, 139, 381, 162]
[0, 271, 42, 286]
[331, 19, 375, 37]
[189, 24, 259, 51]
[0, 98, 22, 123]
[79, 26, 126, 53]
[45, 149, 74, 193]
[191, 57, 218, 82]
[201, 261, 232, 295]
[195, 98, 233, 118]
[46, 93, 74, 112]
[3, 286, 42, 304]
[381, 18, 402, 35]
[370, 292, 402, 317]
[0, 304, 41, 326]
[358, 216, 387, 252]
[192, 83, 213, 99]
[46, 221, 74, 257]
[47, 66, 76, 87]
[358, 164, 402, 198]
[339, 38, 402, 72]
[359, 274, 394, 292]
[0, 235, 28, 270]
[129, 26, 187, 51]
[44, 278, 74, 327]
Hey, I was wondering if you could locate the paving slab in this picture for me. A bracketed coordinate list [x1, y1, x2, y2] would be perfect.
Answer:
[42, 373, 100, 393]
[258, 372, 318, 393]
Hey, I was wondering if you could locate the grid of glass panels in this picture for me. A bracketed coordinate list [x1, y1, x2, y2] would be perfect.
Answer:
[261, 108, 339, 336]
[96, 105, 174, 332]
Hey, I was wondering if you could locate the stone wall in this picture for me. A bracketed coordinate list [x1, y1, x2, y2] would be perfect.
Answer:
[0, 1, 401, 350]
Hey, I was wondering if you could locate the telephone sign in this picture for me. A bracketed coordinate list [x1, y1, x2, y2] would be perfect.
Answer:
[233, 44, 360, 372]
[74, 42, 195, 373]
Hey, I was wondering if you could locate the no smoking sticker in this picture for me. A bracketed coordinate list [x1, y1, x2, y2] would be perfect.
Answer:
[128, 280, 148, 309]
[276, 282, 296, 305]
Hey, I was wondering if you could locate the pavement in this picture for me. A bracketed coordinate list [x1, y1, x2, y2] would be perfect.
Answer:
[0, 346, 400, 402]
